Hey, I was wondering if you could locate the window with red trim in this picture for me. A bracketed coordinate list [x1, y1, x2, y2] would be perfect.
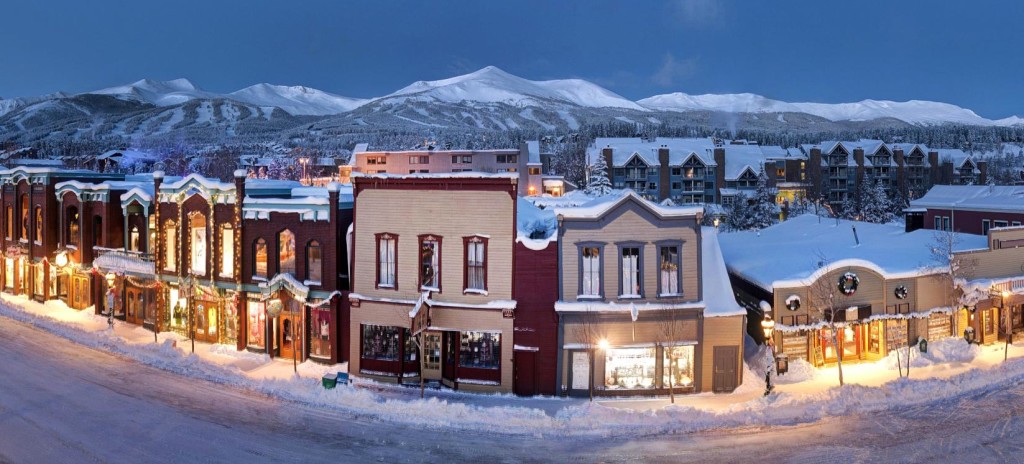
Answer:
[418, 234, 442, 291]
[376, 233, 397, 289]
[464, 236, 487, 292]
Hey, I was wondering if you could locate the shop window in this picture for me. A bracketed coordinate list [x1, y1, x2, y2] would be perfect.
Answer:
[419, 235, 441, 290]
[662, 346, 695, 388]
[460, 332, 500, 369]
[34, 206, 42, 244]
[164, 222, 176, 271]
[528, 167, 541, 175]
[579, 245, 603, 298]
[189, 214, 207, 276]
[254, 238, 268, 279]
[246, 300, 266, 349]
[361, 324, 402, 361]
[424, 333, 441, 370]
[404, 330, 417, 363]
[220, 225, 234, 278]
[618, 245, 642, 298]
[376, 233, 397, 288]
[130, 226, 140, 252]
[658, 245, 681, 296]
[464, 236, 486, 292]
[278, 229, 295, 275]
[310, 306, 331, 359]
[306, 240, 322, 284]
[605, 347, 657, 390]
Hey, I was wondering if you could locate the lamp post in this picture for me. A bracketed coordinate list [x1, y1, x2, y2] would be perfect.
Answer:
[298, 157, 310, 185]
[184, 273, 196, 353]
[993, 287, 1012, 361]
[761, 314, 776, 396]
[105, 272, 116, 330]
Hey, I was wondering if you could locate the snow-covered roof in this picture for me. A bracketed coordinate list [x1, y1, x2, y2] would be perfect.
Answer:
[910, 185, 1024, 214]
[554, 190, 702, 219]
[721, 143, 767, 180]
[97, 149, 158, 162]
[526, 140, 541, 165]
[55, 179, 146, 193]
[160, 173, 235, 192]
[718, 214, 988, 291]
[700, 227, 747, 317]
[588, 137, 717, 167]
[351, 171, 519, 181]
[516, 197, 556, 251]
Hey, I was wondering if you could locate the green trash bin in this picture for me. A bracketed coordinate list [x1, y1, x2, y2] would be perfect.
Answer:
[322, 372, 338, 389]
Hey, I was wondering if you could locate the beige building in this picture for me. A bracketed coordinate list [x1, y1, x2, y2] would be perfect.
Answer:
[720, 214, 992, 367]
[553, 192, 746, 396]
[348, 173, 518, 392]
[955, 225, 1024, 345]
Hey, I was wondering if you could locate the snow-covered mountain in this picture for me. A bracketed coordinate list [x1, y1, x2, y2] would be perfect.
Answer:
[637, 92, 1020, 127]
[377, 66, 646, 111]
[87, 78, 217, 107]
[229, 84, 368, 116]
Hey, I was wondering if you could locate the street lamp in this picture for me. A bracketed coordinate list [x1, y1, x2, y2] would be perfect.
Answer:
[105, 272, 116, 330]
[298, 157, 310, 185]
[761, 314, 776, 396]
[993, 288, 1012, 361]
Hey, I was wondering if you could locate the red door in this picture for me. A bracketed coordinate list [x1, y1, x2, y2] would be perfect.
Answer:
[442, 331, 457, 384]
[514, 351, 536, 396]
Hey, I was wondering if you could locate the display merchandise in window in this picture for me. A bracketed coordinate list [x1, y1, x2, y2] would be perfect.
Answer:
[362, 325, 401, 361]
[604, 347, 657, 389]
[420, 238, 439, 289]
[460, 332, 500, 369]
[662, 346, 695, 388]
[278, 230, 296, 275]
[247, 300, 266, 348]
[310, 306, 332, 359]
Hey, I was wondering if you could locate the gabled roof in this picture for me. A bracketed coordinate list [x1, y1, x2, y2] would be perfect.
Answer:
[554, 190, 702, 220]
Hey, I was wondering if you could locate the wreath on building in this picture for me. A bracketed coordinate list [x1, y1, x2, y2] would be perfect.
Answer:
[785, 295, 801, 311]
[894, 285, 909, 300]
[838, 272, 859, 296]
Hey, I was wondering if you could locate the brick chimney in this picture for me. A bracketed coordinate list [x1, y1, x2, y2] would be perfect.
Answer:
[809, 147, 822, 201]
[601, 147, 613, 173]
[853, 148, 865, 193]
[928, 151, 941, 186]
[893, 148, 907, 197]
[978, 160, 988, 184]
[713, 147, 726, 203]
[658, 146, 670, 201]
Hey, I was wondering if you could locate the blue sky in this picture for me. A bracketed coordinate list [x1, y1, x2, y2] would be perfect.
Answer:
[2, 0, 1021, 118]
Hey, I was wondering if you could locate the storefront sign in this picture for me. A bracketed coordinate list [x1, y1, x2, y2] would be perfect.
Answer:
[266, 298, 283, 317]
[410, 302, 431, 336]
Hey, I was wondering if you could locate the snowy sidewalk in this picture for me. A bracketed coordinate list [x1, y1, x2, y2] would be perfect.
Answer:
[6, 292, 1024, 438]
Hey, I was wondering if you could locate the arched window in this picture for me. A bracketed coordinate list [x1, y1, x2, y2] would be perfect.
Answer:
[34, 206, 42, 243]
[306, 240, 322, 284]
[19, 194, 28, 240]
[189, 214, 207, 275]
[254, 238, 268, 279]
[278, 230, 295, 275]
[66, 206, 80, 247]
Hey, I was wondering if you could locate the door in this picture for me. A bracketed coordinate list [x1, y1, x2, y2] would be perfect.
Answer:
[194, 300, 219, 343]
[422, 332, 442, 381]
[441, 331, 457, 384]
[513, 351, 536, 396]
[712, 345, 739, 393]
[279, 313, 301, 360]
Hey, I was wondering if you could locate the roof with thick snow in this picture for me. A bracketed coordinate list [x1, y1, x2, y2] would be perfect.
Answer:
[516, 197, 557, 251]
[910, 185, 1024, 213]
[526, 140, 541, 165]
[554, 190, 703, 219]
[589, 137, 718, 167]
[718, 214, 988, 291]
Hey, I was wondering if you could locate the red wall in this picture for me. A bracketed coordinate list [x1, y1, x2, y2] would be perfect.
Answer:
[925, 208, 1024, 235]
[512, 242, 559, 396]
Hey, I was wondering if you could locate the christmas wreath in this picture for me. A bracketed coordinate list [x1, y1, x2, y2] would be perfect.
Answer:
[894, 285, 908, 300]
[838, 272, 859, 296]
[785, 295, 801, 311]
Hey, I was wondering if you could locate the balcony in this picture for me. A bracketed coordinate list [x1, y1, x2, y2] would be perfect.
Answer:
[93, 247, 155, 276]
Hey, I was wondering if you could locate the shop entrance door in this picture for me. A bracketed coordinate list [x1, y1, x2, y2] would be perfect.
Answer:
[712, 345, 739, 392]
[422, 332, 442, 381]
[194, 300, 219, 343]
[513, 351, 536, 396]
[441, 331, 457, 386]
[279, 312, 302, 361]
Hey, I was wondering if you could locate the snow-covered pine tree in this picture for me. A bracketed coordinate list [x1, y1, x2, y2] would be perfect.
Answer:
[727, 166, 777, 231]
[860, 179, 895, 224]
[585, 153, 613, 196]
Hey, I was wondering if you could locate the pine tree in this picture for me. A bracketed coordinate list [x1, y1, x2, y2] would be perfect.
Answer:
[860, 179, 894, 224]
[585, 154, 613, 196]
[727, 167, 777, 231]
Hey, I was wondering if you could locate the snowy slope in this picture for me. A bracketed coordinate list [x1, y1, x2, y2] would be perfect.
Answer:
[377, 66, 646, 111]
[638, 92, 1023, 127]
[229, 84, 368, 115]
[87, 78, 217, 106]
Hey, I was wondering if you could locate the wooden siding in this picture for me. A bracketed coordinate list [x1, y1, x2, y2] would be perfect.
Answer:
[353, 188, 515, 304]
[560, 207, 700, 303]
[700, 315, 744, 392]
[561, 311, 700, 347]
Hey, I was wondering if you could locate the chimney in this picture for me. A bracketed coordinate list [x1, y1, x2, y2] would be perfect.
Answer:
[942, 161, 954, 185]
[714, 147, 726, 203]
[894, 148, 907, 197]
[809, 147, 822, 201]
[928, 151, 941, 186]
[853, 148, 865, 193]
[978, 160, 988, 185]
[658, 146, 670, 201]
[602, 147, 613, 174]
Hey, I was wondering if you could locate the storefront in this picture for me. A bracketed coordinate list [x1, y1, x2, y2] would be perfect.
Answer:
[568, 344, 696, 394]
[357, 324, 503, 388]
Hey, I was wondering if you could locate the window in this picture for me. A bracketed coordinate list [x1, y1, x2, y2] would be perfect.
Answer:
[5, 205, 12, 239]
[934, 216, 942, 230]
[189, 214, 207, 275]
[496, 154, 518, 164]
[983, 220, 991, 235]
[1014, 222, 1022, 227]
[659, 245, 681, 296]
[366, 155, 387, 165]
[19, 194, 28, 240]
[460, 332, 500, 369]
[130, 226, 140, 252]
[605, 347, 657, 390]
[34, 206, 42, 243]
[307, 241, 322, 284]
[995, 220, 1009, 228]
[662, 346, 695, 388]
[254, 238, 267, 279]
[310, 306, 332, 359]
[278, 229, 295, 275]
[424, 333, 441, 370]
[671, 168, 682, 176]
[942, 216, 951, 232]
[501, 167, 518, 173]
[408, 169, 429, 174]
[220, 225, 234, 278]
[164, 222, 176, 271]
[619, 246, 642, 298]
[377, 233, 397, 288]
[580, 245, 602, 298]
[409, 155, 430, 164]
[528, 167, 541, 175]
[361, 324, 401, 360]
[452, 155, 472, 164]
[247, 300, 266, 349]
[464, 236, 486, 292]
[419, 235, 441, 290]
